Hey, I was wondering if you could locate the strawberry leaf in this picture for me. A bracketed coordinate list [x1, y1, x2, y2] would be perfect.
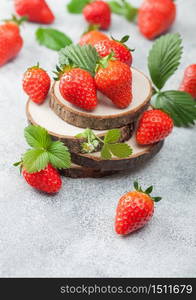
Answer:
[108, 143, 132, 158]
[148, 33, 183, 90]
[67, 0, 90, 14]
[47, 141, 71, 169]
[109, 1, 138, 21]
[151, 91, 196, 127]
[101, 144, 112, 160]
[36, 28, 72, 51]
[23, 149, 49, 173]
[59, 44, 99, 76]
[24, 125, 52, 149]
[104, 129, 121, 144]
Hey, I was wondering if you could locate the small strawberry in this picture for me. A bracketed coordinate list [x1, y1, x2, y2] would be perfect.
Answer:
[136, 110, 173, 145]
[0, 16, 24, 67]
[83, 1, 111, 30]
[59, 67, 97, 111]
[23, 64, 51, 104]
[23, 164, 62, 194]
[179, 64, 196, 99]
[94, 35, 133, 66]
[115, 182, 161, 235]
[14, 0, 54, 24]
[14, 125, 71, 194]
[95, 56, 132, 108]
[138, 0, 176, 40]
[79, 29, 109, 46]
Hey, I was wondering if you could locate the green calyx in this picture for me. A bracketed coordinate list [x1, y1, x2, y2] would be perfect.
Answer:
[133, 182, 162, 203]
[111, 35, 134, 51]
[53, 64, 73, 80]
[148, 33, 196, 127]
[82, 24, 100, 35]
[14, 125, 71, 174]
[96, 51, 116, 72]
[109, 0, 138, 22]
[5, 15, 28, 26]
[75, 128, 132, 159]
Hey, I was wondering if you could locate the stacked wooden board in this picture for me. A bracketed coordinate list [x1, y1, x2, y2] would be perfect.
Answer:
[26, 68, 164, 178]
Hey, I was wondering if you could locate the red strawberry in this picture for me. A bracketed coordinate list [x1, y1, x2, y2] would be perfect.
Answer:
[14, 0, 54, 24]
[138, 0, 176, 40]
[23, 65, 51, 104]
[179, 64, 196, 99]
[59, 68, 97, 111]
[79, 30, 109, 46]
[23, 164, 62, 194]
[115, 182, 161, 235]
[95, 59, 132, 108]
[0, 17, 23, 67]
[83, 1, 111, 30]
[136, 110, 173, 145]
[94, 36, 133, 66]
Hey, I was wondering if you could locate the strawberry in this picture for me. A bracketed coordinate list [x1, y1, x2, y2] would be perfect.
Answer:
[23, 64, 51, 104]
[83, 1, 111, 30]
[95, 58, 132, 108]
[94, 36, 133, 66]
[138, 0, 176, 40]
[179, 64, 196, 99]
[136, 110, 173, 145]
[0, 16, 24, 67]
[14, 0, 54, 24]
[23, 164, 62, 194]
[115, 182, 161, 235]
[79, 30, 109, 46]
[59, 67, 97, 111]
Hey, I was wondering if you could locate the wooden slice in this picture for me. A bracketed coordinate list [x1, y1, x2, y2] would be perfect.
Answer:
[60, 164, 118, 178]
[26, 99, 134, 153]
[50, 68, 152, 130]
[71, 135, 164, 171]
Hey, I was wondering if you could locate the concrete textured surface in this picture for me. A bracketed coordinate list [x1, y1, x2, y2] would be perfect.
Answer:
[0, 0, 196, 277]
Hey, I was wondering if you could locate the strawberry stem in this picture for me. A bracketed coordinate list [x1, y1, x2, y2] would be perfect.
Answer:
[133, 181, 162, 202]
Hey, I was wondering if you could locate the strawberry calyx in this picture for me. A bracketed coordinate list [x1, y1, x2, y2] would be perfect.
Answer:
[133, 181, 162, 202]
[111, 35, 135, 52]
[4, 15, 28, 26]
[53, 64, 73, 80]
[96, 51, 116, 71]
[82, 24, 100, 35]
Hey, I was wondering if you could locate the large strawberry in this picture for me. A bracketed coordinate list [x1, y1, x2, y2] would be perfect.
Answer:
[95, 57, 132, 108]
[59, 67, 97, 111]
[23, 64, 51, 104]
[14, 0, 55, 24]
[14, 125, 71, 194]
[83, 1, 111, 30]
[94, 36, 133, 66]
[179, 64, 196, 99]
[0, 16, 24, 67]
[138, 0, 176, 40]
[115, 182, 161, 235]
[136, 110, 173, 145]
[79, 29, 109, 46]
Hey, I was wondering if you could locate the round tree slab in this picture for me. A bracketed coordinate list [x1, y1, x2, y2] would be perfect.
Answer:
[50, 68, 152, 130]
[71, 135, 164, 171]
[26, 99, 134, 153]
[60, 164, 118, 178]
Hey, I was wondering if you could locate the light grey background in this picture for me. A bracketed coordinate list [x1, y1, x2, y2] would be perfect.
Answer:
[0, 0, 195, 277]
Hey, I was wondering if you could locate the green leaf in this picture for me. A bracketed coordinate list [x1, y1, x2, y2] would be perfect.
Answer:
[59, 44, 100, 76]
[101, 144, 112, 160]
[47, 141, 71, 169]
[36, 28, 72, 51]
[109, 1, 138, 21]
[23, 149, 49, 173]
[134, 181, 139, 190]
[24, 125, 52, 149]
[104, 129, 121, 144]
[67, 0, 90, 14]
[145, 186, 153, 194]
[152, 197, 162, 202]
[148, 33, 183, 90]
[151, 90, 196, 127]
[109, 1, 123, 15]
[108, 143, 132, 158]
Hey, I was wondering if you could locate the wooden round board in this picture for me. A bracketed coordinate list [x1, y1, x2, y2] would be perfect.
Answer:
[71, 135, 164, 171]
[50, 68, 152, 130]
[26, 99, 134, 153]
[60, 164, 118, 178]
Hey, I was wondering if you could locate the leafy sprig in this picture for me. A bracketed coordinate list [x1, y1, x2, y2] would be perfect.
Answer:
[15, 125, 71, 173]
[109, 0, 138, 22]
[148, 33, 196, 127]
[36, 28, 72, 51]
[76, 128, 132, 159]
